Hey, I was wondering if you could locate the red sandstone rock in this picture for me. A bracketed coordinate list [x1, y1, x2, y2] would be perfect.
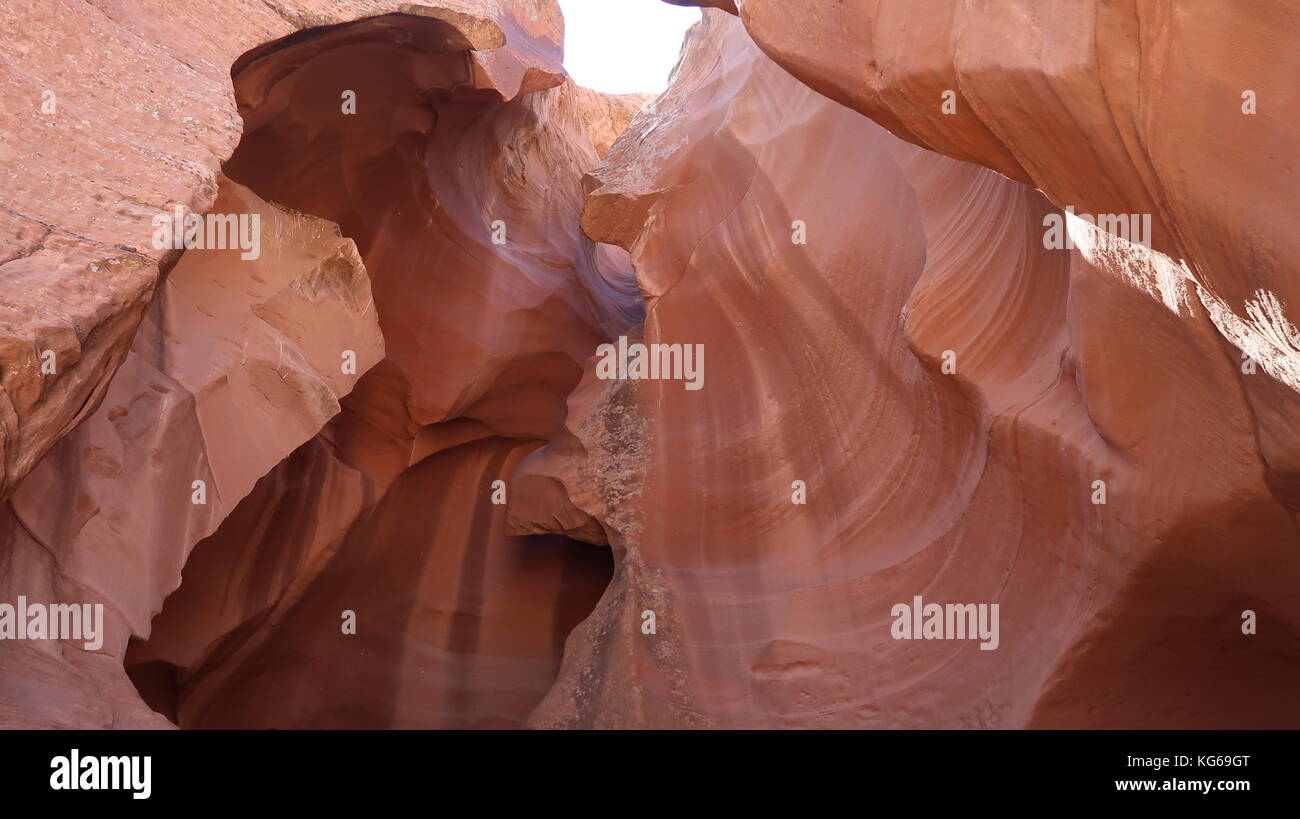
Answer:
[2, 0, 1298, 731]
[129, 437, 611, 728]
[1, 175, 382, 727]
[0, 0, 449, 501]
[518, 9, 1300, 728]
[696, 0, 1300, 514]
[115, 1, 638, 728]
[2, 0, 607, 729]
[575, 88, 652, 159]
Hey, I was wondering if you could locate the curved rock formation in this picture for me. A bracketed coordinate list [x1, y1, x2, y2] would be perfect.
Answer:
[1, 176, 381, 728]
[119, 3, 637, 728]
[2, 0, 636, 729]
[0, 0, 446, 501]
[128, 436, 612, 728]
[514, 9, 1300, 728]
[2, 0, 1297, 731]
[695, 0, 1300, 513]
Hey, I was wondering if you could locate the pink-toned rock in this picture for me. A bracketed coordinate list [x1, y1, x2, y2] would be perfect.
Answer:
[0, 0, 564, 501]
[575, 87, 652, 159]
[118, 1, 640, 728]
[1, 176, 382, 727]
[516, 9, 1300, 728]
[692, 0, 1300, 513]
[5, 0, 1298, 732]
[223, 24, 639, 453]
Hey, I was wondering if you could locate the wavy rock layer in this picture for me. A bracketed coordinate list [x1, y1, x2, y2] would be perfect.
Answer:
[4, 0, 1297, 730]
[708, 0, 1300, 515]
[513, 9, 1300, 729]
[1, 0, 627, 729]
[121, 3, 636, 728]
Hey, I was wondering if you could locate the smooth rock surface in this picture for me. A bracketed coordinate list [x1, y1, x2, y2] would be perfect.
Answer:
[693, 0, 1300, 514]
[3, 0, 1297, 731]
[121, 0, 637, 728]
[517, 9, 1300, 729]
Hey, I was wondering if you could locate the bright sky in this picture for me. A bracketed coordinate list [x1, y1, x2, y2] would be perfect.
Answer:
[558, 0, 701, 95]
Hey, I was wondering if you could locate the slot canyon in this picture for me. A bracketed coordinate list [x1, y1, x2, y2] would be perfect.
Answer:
[1, 0, 1298, 730]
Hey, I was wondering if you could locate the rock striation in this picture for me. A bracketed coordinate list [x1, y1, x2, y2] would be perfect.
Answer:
[1, 0, 1298, 730]
[2, 0, 637, 729]
[516, 8, 1300, 728]
[709, 0, 1300, 515]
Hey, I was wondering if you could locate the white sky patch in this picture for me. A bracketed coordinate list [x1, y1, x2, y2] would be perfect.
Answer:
[558, 0, 700, 95]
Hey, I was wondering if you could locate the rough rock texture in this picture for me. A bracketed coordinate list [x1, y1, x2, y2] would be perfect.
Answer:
[575, 88, 652, 159]
[0, 0, 498, 501]
[1, 0, 636, 729]
[513, 9, 1300, 728]
[1, 176, 382, 728]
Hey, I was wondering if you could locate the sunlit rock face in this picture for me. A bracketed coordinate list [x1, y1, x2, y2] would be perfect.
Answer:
[511, 9, 1300, 729]
[574, 88, 653, 159]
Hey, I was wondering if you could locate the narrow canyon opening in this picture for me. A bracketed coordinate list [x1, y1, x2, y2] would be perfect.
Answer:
[122, 10, 640, 728]
[4, 0, 1289, 733]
